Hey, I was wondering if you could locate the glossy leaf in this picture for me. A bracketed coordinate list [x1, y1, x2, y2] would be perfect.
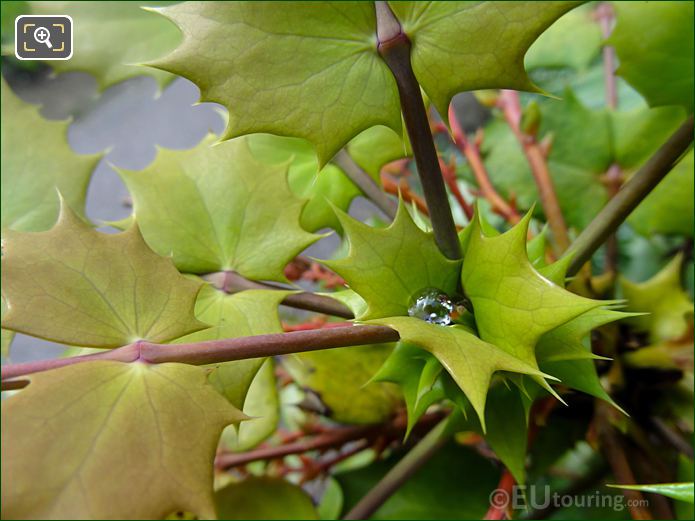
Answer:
[322, 201, 461, 320]
[369, 316, 551, 428]
[347, 125, 410, 177]
[27, 1, 182, 88]
[215, 477, 319, 520]
[1, 361, 245, 519]
[1, 79, 99, 232]
[119, 137, 318, 281]
[152, 1, 577, 163]
[461, 209, 605, 369]
[621, 253, 694, 343]
[1, 205, 205, 347]
[610, 1, 694, 111]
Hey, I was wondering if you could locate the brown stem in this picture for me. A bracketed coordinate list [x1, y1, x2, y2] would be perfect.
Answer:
[375, 2, 461, 260]
[216, 410, 444, 470]
[207, 271, 354, 319]
[380, 174, 430, 216]
[448, 105, 521, 224]
[438, 156, 475, 220]
[499, 90, 570, 251]
[1, 325, 399, 386]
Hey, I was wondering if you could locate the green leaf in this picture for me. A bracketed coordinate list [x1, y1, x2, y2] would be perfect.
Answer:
[1, 79, 99, 232]
[215, 477, 319, 520]
[478, 90, 685, 229]
[389, 1, 579, 121]
[26, 1, 182, 88]
[629, 150, 694, 237]
[1, 296, 13, 358]
[219, 358, 280, 452]
[246, 133, 361, 233]
[1, 361, 245, 519]
[461, 209, 605, 370]
[322, 201, 461, 320]
[621, 253, 694, 343]
[284, 343, 401, 425]
[1, 204, 205, 347]
[372, 342, 447, 436]
[369, 316, 551, 428]
[119, 137, 318, 280]
[524, 3, 602, 72]
[152, 2, 577, 163]
[607, 483, 694, 504]
[347, 125, 410, 177]
[174, 285, 288, 409]
[609, 1, 694, 112]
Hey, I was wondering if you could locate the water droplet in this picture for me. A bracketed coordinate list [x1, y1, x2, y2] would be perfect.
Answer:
[408, 287, 455, 326]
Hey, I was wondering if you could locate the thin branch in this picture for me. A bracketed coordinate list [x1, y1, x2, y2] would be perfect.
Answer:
[380, 174, 430, 216]
[1, 324, 400, 386]
[375, 1, 461, 260]
[438, 156, 475, 220]
[565, 116, 694, 276]
[343, 411, 458, 520]
[448, 106, 521, 224]
[499, 90, 571, 251]
[207, 271, 354, 319]
[216, 410, 445, 470]
[333, 149, 398, 220]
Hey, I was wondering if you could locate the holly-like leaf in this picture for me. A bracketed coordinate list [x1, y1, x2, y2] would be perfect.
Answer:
[369, 316, 552, 428]
[461, 209, 605, 370]
[283, 343, 401, 425]
[389, 2, 579, 119]
[372, 342, 447, 436]
[347, 125, 410, 177]
[175, 285, 288, 409]
[1, 79, 99, 232]
[151, 2, 577, 164]
[1, 361, 245, 520]
[119, 137, 318, 281]
[609, 1, 694, 112]
[621, 253, 694, 343]
[246, 134, 361, 233]
[1, 205, 205, 347]
[22, 1, 182, 88]
[215, 477, 319, 520]
[322, 201, 461, 320]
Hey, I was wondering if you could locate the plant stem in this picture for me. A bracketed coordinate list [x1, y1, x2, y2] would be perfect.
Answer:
[0, 324, 399, 386]
[343, 411, 459, 520]
[333, 150, 398, 219]
[565, 116, 694, 276]
[375, 2, 461, 260]
[499, 90, 570, 252]
[448, 106, 521, 224]
[216, 410, 445, 470]
[208, 271, 354, 319]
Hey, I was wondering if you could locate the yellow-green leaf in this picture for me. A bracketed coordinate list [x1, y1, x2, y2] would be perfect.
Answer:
[119, 137, 318, 280]
[1, 205, 205, 347]
[1, 361, 245, 520]
[1, 79, 99, 232]
[322, 201, 461, 320]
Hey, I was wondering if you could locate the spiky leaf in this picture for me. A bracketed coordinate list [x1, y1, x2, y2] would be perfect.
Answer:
[1, 361, 245, 519]
[322, 202, 461, 320]
[1, 205, 205, 347]
[1, 79, 99, 232]
[119, 137, 318, 281]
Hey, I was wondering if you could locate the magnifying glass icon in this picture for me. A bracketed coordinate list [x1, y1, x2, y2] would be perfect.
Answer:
[33, 26, 52, 49]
